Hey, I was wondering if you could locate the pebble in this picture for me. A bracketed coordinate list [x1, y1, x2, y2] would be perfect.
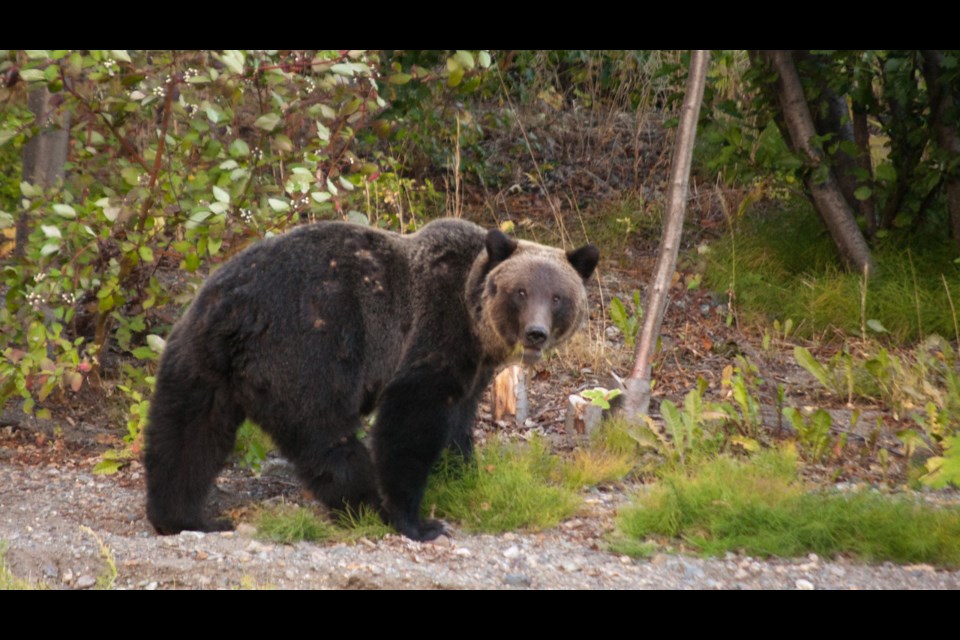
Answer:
[503, 545, 521, 560]
[795, 579, 814, 590]
[76, 575, 97, 589]
[561, 560, 580, 572]
[503, 573, 532, 587]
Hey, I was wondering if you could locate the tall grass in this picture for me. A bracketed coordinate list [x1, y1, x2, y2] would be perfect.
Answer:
[704, 203, 960, 341]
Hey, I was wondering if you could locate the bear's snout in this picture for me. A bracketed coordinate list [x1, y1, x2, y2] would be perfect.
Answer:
[524, 325, 549, 347]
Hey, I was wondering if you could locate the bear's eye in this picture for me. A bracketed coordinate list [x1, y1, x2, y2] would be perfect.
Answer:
[552, 295, 562, 306]
[516, 289, 527, 299]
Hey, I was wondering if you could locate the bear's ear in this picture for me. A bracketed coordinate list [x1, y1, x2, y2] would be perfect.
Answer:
[566, 244, 599, 281]
[485, 229, 518, 267]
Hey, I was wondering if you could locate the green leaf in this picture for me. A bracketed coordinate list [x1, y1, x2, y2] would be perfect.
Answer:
[131, 346, 156, 360]
[268, 198, 290, 212]
[0, 129, 15, 146]
[346, 211, 369, 226]
[41, 225, 61, 239]
[229, 139, 250, 158]
[478, 51, 492, 69]
[25, 50, 49, 59]
[110, 50, 132, 63]
[146, 334, 166, 353]
[794, 346, 834, 391]
[205, 106, 221, 124]
[52, 204, 76, 219]
[311, 192, 331, 204]
[447, 68, 465, 87]
[255, 113, 281, 131]
[93, 459, 124, 475]
[212, 186, 230, 204]
[19, 69, 45, 82]
[120, 166, 142, 186]
[40, 243, 60, 256]
[454, 51, 475, 70]
[338, 176, 355, 192]
[138, 246, 154, 263]
[854, 186, 872, 201]
[388, 73, 412, 85]
[219, 50, 246, 75]
[315, 121, 330, 142]
[866, 319, 889, 334]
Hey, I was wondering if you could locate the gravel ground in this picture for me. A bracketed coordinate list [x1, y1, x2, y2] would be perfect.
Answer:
[3, 449, 959, 590]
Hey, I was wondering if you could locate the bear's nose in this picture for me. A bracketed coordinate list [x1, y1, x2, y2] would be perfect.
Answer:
[525, 326, 549, 347]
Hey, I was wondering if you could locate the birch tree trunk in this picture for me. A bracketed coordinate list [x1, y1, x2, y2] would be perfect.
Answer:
[621, 50, 709, 420]
[759, 50, 875, 276]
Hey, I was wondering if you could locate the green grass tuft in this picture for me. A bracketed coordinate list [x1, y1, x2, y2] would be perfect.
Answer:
[256, 505, 335, 544]
[704, 202, 960, 341]
[556, 449, 634, 489]
[424, 439, 581, 534]
[617, 450, 960, 566]
[256, 503, 393, 545]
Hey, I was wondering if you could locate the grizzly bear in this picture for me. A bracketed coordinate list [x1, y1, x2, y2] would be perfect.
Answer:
[145, 218, 598, 541]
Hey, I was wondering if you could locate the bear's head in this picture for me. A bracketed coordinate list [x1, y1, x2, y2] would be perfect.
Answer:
[468, 230, 599, 365]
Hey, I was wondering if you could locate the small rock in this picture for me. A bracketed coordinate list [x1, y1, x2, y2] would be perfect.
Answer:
[503, 573, 532, 588]
[178, 530, 205, 540]
[503, 545, 521, 560]
[235, 523, 257, 537]
[734, 568, 749, 579]
[681, 560, 705, 580]
[61, 569, 74, 584]
[795, 579, 815, 590]
[454, 548, 472, 558]
[42, 563, 58, 579]
[561, 561, 580, 573]
[145, 581, 158, 591]
[76, 575, 97, 589]
[829, 565, 847, 578]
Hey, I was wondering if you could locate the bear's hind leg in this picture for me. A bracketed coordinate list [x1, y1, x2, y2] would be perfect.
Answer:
[145, 379, 244, 534]
[273, 423, 381, 517]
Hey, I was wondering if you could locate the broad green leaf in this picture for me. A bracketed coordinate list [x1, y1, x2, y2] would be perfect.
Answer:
[346, 211, 369, 225]
[93, 459, 124, 475]
[209, 202, 229, 215]
[447, 68, 465, 87]
[0, 129, 15, 146]
[219, 50, 246, 75]
[339, 176, 355, 192]
[138, 246, 154, 263]
[120, 166, 142, 186]
[315, 121, 331, 141]
[229, 139, 250, 158]
[52, 204, 76, 219]
[40, 243, 60, 256]
[41, 225, 61, 239]
[854, 186, 872, 201]
[388, 73, 412, 85]
[454, 50, 475, 70]
[19, 69, 45, 82]
[147, 334, 166, 353]
[212, 186, 230, 204]
[110, 50, 132, 63]
[478, 51, 492, 68]
[311, 192, 331, 204]
[255, 113, 281, 131]
[25, 50, 49, 59]
[268, 198, 290, 212]
[205, 106, 221, 124]
[20, 182, 38, 197]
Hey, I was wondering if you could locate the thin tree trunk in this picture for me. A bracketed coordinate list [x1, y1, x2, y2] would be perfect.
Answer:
[921, 50, 960, 247]
[17, 87, 70, 259]
[621, 50, 709, 420]
[760, 50, 875, 276]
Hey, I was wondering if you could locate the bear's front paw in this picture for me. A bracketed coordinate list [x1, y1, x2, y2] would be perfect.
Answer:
[395, 517, 448, 542]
